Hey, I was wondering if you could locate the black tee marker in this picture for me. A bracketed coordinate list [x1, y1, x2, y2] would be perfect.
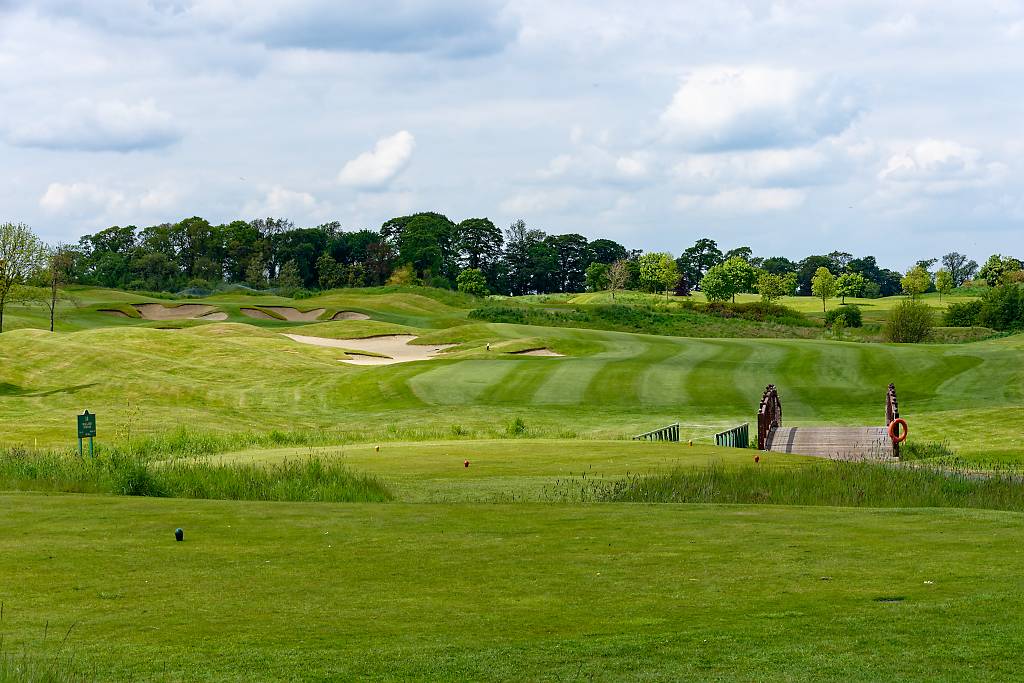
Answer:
[175, 528, 184, 542]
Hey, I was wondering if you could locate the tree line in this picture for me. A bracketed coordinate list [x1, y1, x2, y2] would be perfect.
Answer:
[0, 213, 1020, 332]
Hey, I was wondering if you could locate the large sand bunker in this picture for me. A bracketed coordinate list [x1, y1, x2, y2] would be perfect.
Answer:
[331, 311, 370, 321]
[133, 303, 220, 320]
[283, 334, 455, 365]
[241, 306, 326, 322]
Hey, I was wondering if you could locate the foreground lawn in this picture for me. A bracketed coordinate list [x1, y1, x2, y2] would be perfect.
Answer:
[1, 493, 1021, 681]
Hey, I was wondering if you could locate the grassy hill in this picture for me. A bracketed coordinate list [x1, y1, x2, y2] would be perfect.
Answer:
[1, 299, 1020, 460]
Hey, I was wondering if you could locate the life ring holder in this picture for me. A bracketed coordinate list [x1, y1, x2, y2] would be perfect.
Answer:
[888, 418, 908, 444]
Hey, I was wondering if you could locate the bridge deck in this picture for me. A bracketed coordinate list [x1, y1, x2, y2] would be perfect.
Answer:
[765, 426, 895, 460]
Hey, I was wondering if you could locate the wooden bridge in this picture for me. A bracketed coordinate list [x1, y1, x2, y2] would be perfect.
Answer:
[757, 383, 902, 460]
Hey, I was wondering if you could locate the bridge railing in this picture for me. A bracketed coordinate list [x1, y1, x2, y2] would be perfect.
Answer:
[757, 384, 782, 450]
[633, 423, 680, 442]
[885, 383, 900, 458]
[715, 423, 749, 448]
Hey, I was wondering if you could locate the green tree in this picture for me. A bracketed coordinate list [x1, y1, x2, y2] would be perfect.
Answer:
[901, 266, 931, 299]
[756, 272, 795, 303]
[677, 238, 723, 285]
[245, 255, 267, 288]
[810, 267, 836, 312]
[589, 238, 627, 265]
[720, 256, 757, 302]
[835, 272, 867, 304]
[978, 254, 1023, 286]
[456, 268, 489, 297]
[0, 222, 46, 333]
[941, 252, 978, 287]
[316, 252, 344, 290]
[585, 262, 609, 292]
[636, 252, 677, 294]
[935, 269, 954, 302]
[699, 265, 732, 302]
[455, 218, 503, 271]
[276, 259, 302, 292]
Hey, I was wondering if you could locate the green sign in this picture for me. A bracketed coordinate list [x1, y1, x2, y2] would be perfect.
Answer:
[77, 411, 96, 439]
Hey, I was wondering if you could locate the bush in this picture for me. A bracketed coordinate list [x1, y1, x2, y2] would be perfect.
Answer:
[456, 268, 489, 297]
[824, 305, 862, 328]
[884, 300, 935, 342]
[978, 284, 1023, 331]
[944, 300, 983, 327]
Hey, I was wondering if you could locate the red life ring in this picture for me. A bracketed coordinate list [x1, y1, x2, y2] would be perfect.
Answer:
[888, 418, 908, 444]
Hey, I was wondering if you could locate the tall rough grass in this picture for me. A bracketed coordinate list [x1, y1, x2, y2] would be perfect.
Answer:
[548, 461, 1024, 511]
[0, 448, 391, 503]
[0, 607, 86, 683]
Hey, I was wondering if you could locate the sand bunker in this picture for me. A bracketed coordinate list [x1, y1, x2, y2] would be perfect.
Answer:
[99, 309, 131, 318]
[241, 306, 326, 322]
[133, 303, 220, 320]
[510, 348, 564, 357]
[331, 311, 370, 321]
[199, 312, 228, 321]
[283, 334, 456, 366]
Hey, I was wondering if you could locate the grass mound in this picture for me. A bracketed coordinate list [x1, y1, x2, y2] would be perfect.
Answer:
[554, 460, 1024, 511]
[0, 448, 391, 503]
[469, 302, 820, 339]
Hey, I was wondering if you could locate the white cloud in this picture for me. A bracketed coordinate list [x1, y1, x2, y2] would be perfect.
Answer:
[673, 147, 831, 189]
[243, 186, 327, 220]
[878, 139, 1005, 194]
[8, 99, 181, 152]
[39, 181, 178, 217]
[675, 187, 806, 213]
[499, 188, 581, 214]
[338, 131, 415, 189]
[659, 66, 858, 151]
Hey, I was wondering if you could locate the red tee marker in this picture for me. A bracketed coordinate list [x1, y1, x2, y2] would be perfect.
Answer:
[754, 454, 760, 463]
[464, 460, 470, 468]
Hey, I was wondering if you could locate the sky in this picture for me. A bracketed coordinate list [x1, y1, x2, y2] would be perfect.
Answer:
[1, 1, 1023, 269]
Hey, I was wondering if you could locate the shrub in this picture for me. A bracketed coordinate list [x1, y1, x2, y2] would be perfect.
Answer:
[978, 284, 1023, 331]
[506, 417, 527, 436]
[824, 305, 862, 328]
[456, 268, 489, 297]
[944, 300, 983, 327]
[884, 299, 935, 342]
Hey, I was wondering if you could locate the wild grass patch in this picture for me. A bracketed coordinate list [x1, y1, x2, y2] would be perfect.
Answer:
[0, 447, 391, 503]
[547, 460, 1024, 511]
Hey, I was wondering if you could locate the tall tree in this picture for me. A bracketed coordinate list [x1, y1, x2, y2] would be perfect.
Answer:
[677, 238, 723, 286]
[835, 272, 867, 304]
[724, 246, 753, 262]
[935, 269, 954, 302]
[0, 222, 46, 332]
[607, 259, 629, 300]
[937, 252, 978, 286]
[797, 256, 836, 296]
[545, 233, 590, 292]
[41, 243, 75, 332]
[811, 267, 837, 312]
[941, 252, 979, 287]
[760, 256, 798, 275]
[395, 214, 456, 281]
[589, 238, 628, 265]
[455, 218, 503, 271]
[503, 219, 545, 295]
[901, 266, 931, 299]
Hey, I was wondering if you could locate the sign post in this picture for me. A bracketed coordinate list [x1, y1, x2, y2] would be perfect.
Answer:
[77, 410, 96, 457]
